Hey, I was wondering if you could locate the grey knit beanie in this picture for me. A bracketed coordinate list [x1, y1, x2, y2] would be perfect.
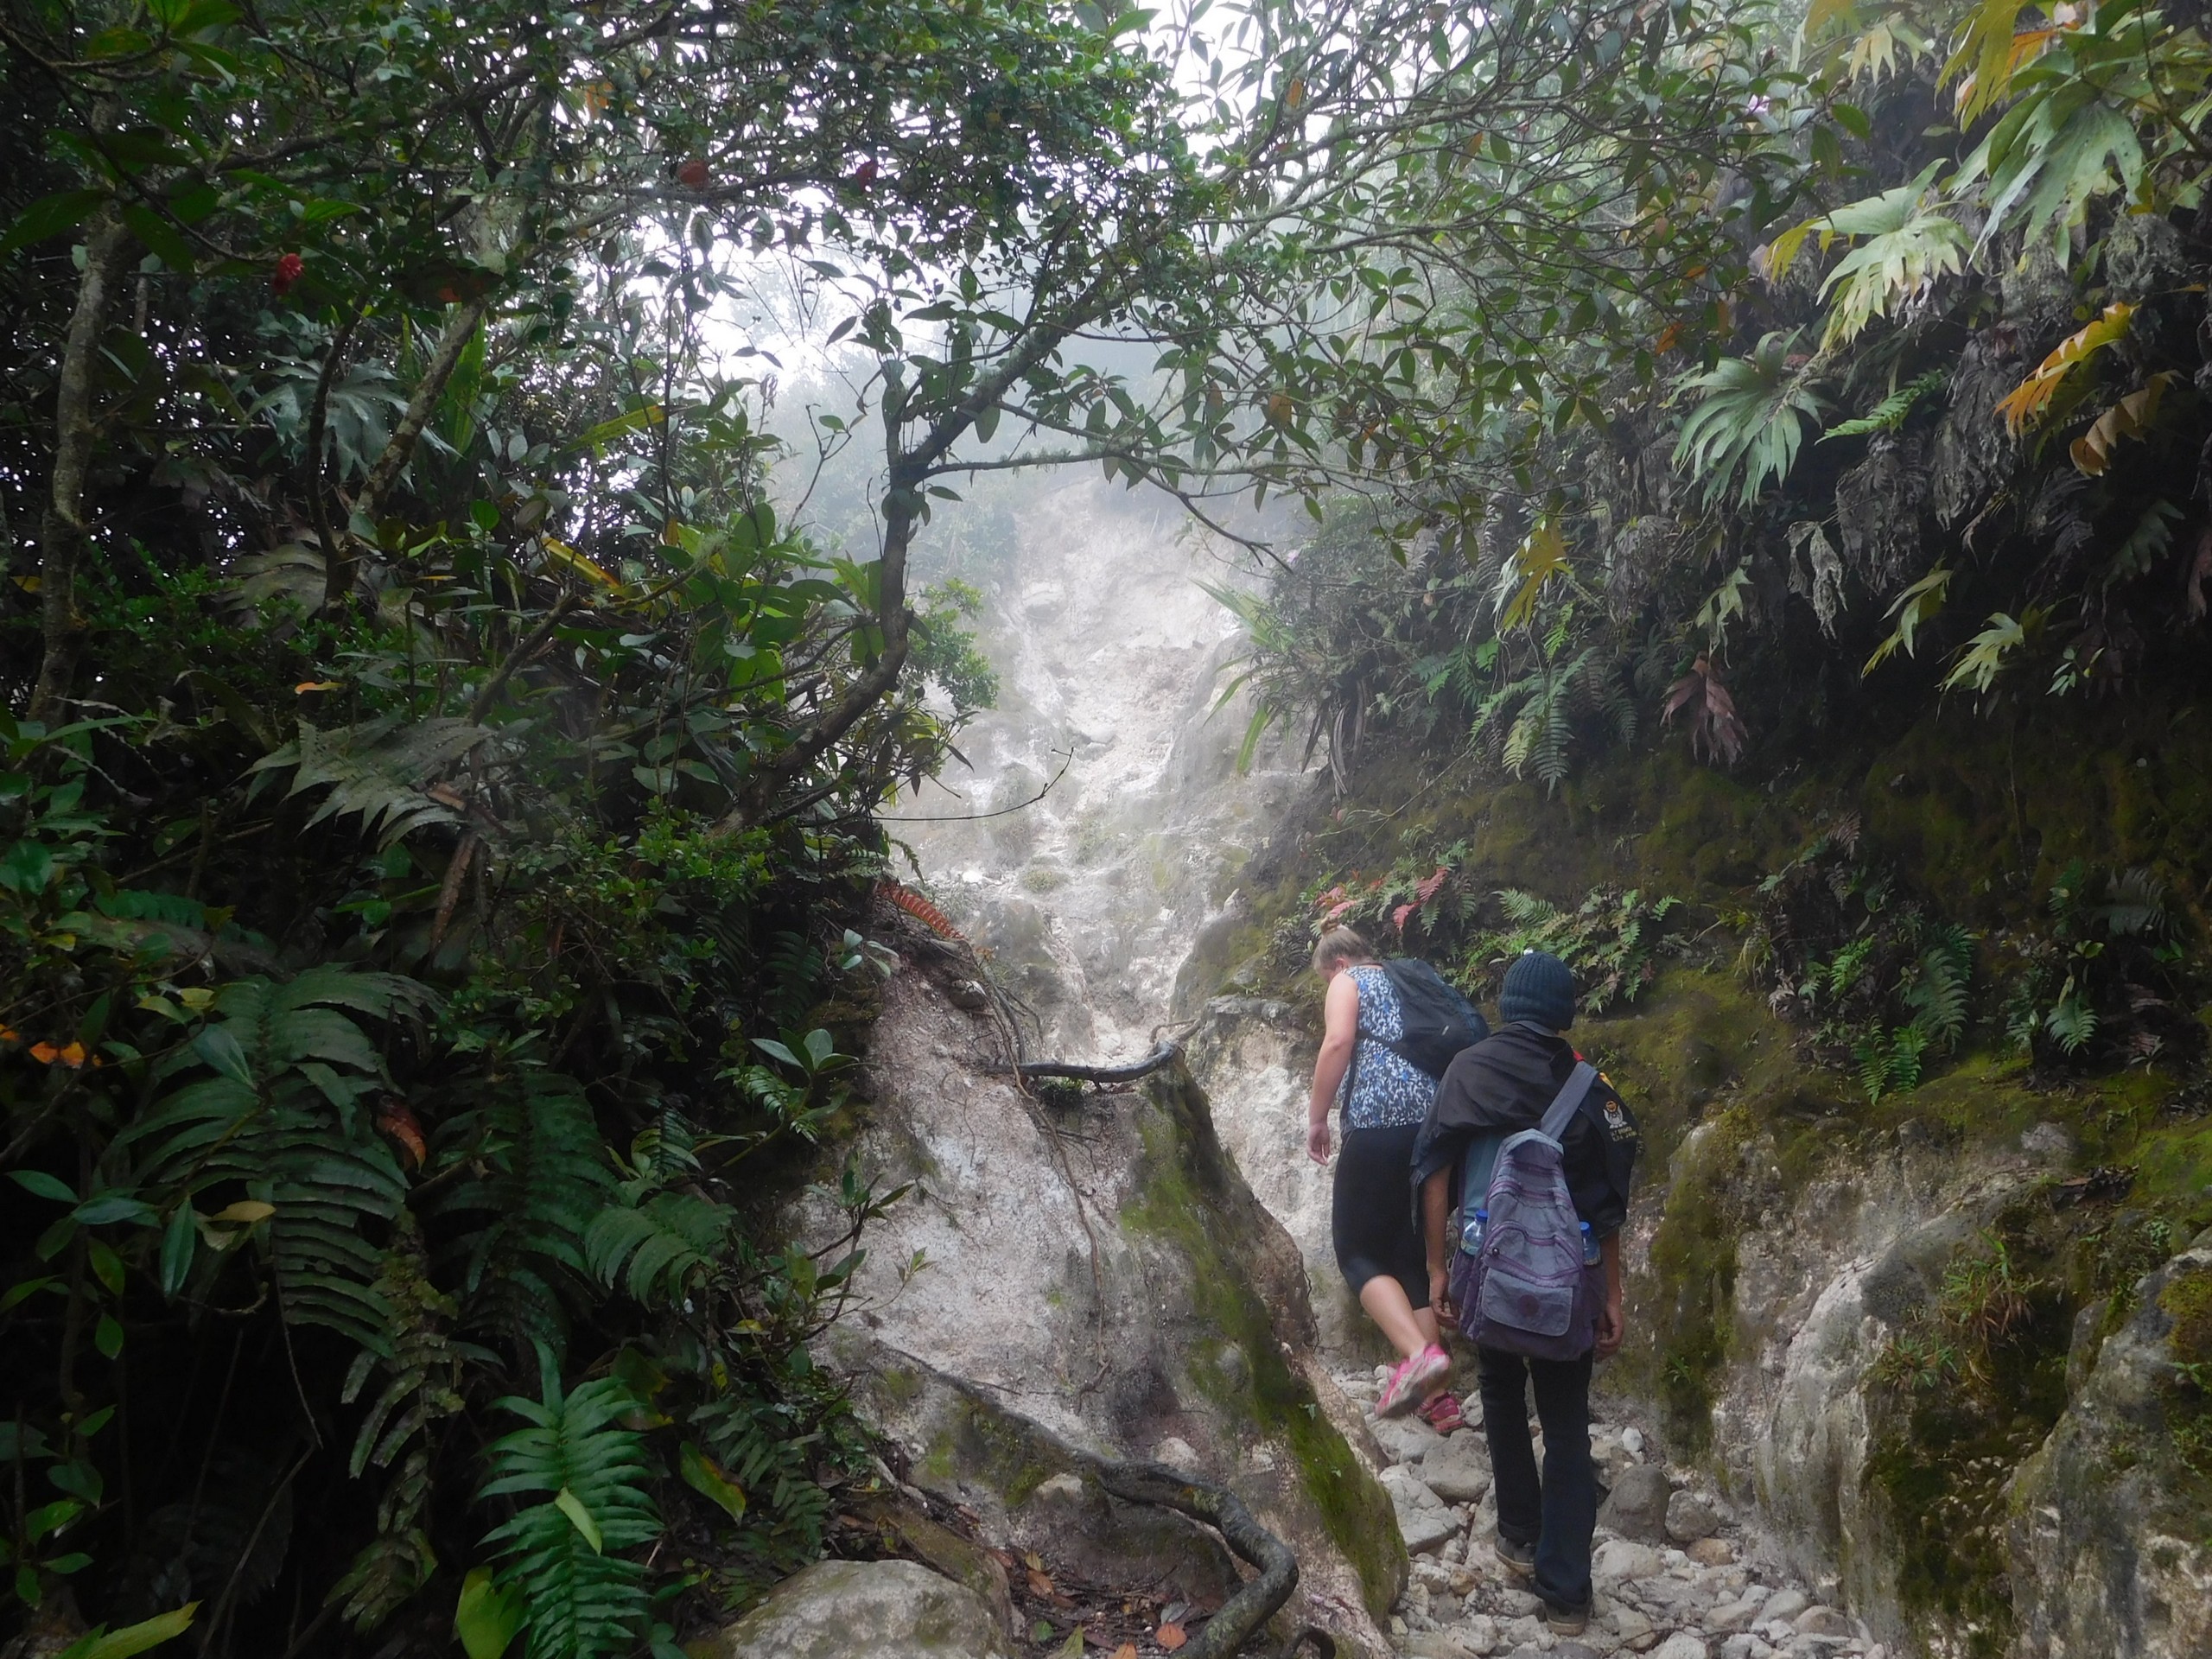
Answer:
[1498, 950, 1577, 1030]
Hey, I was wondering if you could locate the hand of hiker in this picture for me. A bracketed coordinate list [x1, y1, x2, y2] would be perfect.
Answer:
[1429, 1266, 1456, 1332]
[1306, 1116, 1331, 1164]
[1595, 1294, 1625, 1360]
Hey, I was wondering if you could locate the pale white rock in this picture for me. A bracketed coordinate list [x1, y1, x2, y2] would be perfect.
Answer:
[1687, 1537, 1735, 1567]
[1592, 1540, 1665, 1582]
[693, 1559, 1010, 1659]
[1152, 1435, 1200, 1471]
[1423, 1435, 1494, 1503]
[1621, 1427, 1645, 1459]
[1458, 1615, 1501, 1656]
[1382, 1465, 1460, 1554]
[1760, 1590, 1809, 1624]
[1793, 1607, 1851, 1637]
[1649, 1635, 1709, 1659]
[1373, 1414, 1448, 1465]
[1707, 1594, 1762, 1633]
[1606, 1607, 1655, 1643]
[1665, 1489, 1722, 1544]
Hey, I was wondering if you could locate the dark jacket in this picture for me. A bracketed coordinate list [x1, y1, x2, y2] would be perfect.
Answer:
[1410, 1021, 1641, 1239]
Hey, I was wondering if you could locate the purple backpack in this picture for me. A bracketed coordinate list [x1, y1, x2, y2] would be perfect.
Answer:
[1450, 1063, 1604, 1362]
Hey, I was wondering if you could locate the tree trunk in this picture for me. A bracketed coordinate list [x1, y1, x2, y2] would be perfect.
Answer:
[29, 212, 133, 724]
[327, 293, 492, 610]
[723, 479, 917, 827]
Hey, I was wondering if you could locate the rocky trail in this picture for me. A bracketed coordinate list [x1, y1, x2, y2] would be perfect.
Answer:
[1331, 1363, 1882, 1659]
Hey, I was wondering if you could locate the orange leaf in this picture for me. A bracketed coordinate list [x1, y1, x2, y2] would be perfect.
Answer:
[377, 1100, 427, 1166]
[295, 680, 340, 693]
[1995, 302, 2134, 433]
[30, 1042, 60, 1064]
[1113, 1646, 1138, 1659]
[1157, 1624, 1187, 1651]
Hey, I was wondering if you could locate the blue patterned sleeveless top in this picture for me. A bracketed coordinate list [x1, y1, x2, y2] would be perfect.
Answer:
[1336, 963, 1437, 1130]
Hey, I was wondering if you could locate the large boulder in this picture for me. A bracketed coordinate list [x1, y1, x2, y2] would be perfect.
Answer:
[2010, 1237, 2212, 1658]
[797, 966, 1402, 1659]
[689, 1560, 1008, 1659]
[1599, 1465, 1671, 1544]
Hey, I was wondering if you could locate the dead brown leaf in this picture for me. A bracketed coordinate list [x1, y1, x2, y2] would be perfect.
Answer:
[1157, 1624, 1186, 1652]
[1112, 1646, 1138, 1659]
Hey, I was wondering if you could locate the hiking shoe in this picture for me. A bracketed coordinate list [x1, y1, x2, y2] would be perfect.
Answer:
[1544, 1599, 1591, 1637]
[1492, 1536, 1535, 1579]
[1376, 1344, 1451, 1418]
[1416, 1389, 1467, 1434]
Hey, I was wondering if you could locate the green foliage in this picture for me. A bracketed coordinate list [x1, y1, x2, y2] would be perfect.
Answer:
[1673, 334, 1829, 507]
[1459, 889, 1686, 1015]
[1998, 862, 2190, 1067]
[1825, 369, 1948, 438]
[1751, 823, 1981, 1102]
[480, 1348, 660, 1659]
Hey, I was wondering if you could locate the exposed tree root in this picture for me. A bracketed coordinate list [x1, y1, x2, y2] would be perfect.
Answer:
[1016, 1041, 1183, 1084]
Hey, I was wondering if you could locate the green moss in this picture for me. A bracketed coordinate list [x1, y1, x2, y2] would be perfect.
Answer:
[1863, 1211, 2077, 1656]
[878, 1367, 922, 1408]
[1119, 1074, 1405, 1618]
[2158, 1268, 2212, 1487]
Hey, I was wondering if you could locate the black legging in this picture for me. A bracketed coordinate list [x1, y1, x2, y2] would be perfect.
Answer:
[1330, 1122, 1429, 1308]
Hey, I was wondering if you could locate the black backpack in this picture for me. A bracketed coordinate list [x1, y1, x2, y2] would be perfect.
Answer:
[1357, 957, 1490, 1082]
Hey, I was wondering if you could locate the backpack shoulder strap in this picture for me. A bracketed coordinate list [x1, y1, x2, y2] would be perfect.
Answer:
[1537, 1062, 1599, 1141]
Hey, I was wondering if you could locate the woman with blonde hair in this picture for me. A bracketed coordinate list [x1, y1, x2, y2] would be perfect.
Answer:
[1305, 925, 1480, 1423]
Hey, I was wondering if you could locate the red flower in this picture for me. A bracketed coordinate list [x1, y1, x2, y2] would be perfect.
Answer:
[677, 158, 710, 189]
[271, 252, 304, 297]
[851, 158, 878, 188]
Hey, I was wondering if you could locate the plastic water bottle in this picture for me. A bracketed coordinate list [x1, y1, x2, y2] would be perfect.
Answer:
[1580, 1220, 1599, 1266]
[1462, 1207, 1487, 1256]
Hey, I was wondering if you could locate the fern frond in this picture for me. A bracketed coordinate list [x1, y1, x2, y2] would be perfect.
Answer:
[121, 970, 423, 1348]
[251, 715, 494, 848]
[434, 1071, 613, 1356]
[481, 1346, 658, 1659]
[2046, 982, 2099, 1055]
[583, 1192, 732, 1305]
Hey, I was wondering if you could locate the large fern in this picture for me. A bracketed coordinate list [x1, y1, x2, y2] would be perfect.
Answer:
[480, 1346, 658, 1659]
[121, 967, 435, 1348]
[432, 1071, 613, 1357]
[584, 1192, 732, 1306]
[250, 715, 494, 848]
[1478, 648, 1595, 792]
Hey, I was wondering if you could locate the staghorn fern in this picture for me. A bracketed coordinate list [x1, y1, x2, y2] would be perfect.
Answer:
[480, 1345, 658, 1659]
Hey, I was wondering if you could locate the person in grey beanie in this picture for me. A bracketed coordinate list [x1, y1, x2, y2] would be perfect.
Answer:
[1409, 950, 1642, 1637]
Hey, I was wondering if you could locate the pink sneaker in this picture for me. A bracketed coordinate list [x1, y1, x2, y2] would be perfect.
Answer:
[1376, 1344, 1451, 1418]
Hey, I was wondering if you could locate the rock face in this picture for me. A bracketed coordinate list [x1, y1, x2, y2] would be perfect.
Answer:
[689, 1559, 1009, 1659]
[2010, 1238, 2212, 1659]
[798, 963, 1402, 1659]
[1184, 995, 1376, 1360]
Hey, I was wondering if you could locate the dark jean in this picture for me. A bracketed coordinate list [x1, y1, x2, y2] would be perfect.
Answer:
[1477, 1344, 1597, 1613]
